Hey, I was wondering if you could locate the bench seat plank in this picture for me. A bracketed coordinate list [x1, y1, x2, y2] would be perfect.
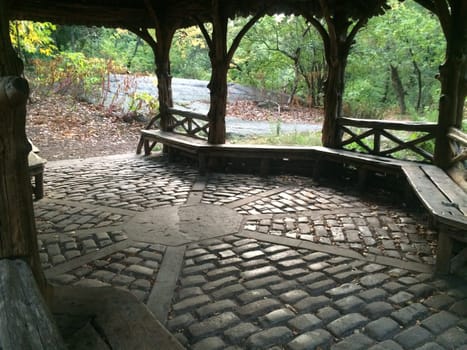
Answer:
[403, 165, 467, 228]
[421, 165, 467, 215]
[403, 164, 467, 273]
[0, 259, 65, 350]
[312, 146, 410, 172]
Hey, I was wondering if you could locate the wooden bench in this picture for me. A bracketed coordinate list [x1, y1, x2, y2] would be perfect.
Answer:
[0, 259, 66, 349]
[403, 164, 467, 274]
[28, 151, 46, 200]
[138, 129, 322, 175]
[138, 129, 413, 178]
[311, 145, 412, 188]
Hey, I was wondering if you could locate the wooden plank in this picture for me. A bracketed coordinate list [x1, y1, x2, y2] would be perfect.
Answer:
[402, 165, 451, 217]
[380, 131, 434, 162]
[448, 127, 467, 146]
[168, 107, 209, 121]
[52, 286, 185, 350]
[450, 246, 467, 273]
[338, 117, 437, 132]
[421, 165, 467, 215]
[435, 228, 453, 275]
[340, 126, 374, 153]
[0, 259, 66, 350]
[451, 150, 467, 164]
[312, 146, 408, 170]
[64, 322, 111, 349]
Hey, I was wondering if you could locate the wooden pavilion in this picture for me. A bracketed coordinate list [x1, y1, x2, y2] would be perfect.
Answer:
[0, 0, 465, 346]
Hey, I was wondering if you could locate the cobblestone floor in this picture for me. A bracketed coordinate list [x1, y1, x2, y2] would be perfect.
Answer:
[36, 154, 466, 349]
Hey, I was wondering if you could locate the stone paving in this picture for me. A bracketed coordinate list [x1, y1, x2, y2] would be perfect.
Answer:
[35, 154, 467, 349]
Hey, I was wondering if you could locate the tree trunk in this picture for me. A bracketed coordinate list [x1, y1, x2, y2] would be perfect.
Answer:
[0, 0, 47, 297]
[127, 37, 142, 70]
[409, 48, 422, 111]
[287, 51, 301, 106]
[390, 64, 407, 115]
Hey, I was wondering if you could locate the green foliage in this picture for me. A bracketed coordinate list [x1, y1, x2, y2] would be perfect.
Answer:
[16, 7, 459, 128]
[230, 130, 322, 146]
[345, 0, 445, 119]
[170, 27, 211, 80]
[30, 52, 124, 101]
[10, 21, 57, 60]
[128, 92, 159, 115]
[53, 26, 154, 72]
[232, 15, 326, 105]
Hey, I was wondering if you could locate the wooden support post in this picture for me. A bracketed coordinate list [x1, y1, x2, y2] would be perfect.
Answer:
[198, 153, 207, 175]
[167, 146, 176, 162]
[260, 158, 270, 177]
[435, 225, 452, 275]
[0, 76, 48, 296]
[430, 1, 467, 168]
[357, 167, 368, 191]
[198, 2, 265, 145]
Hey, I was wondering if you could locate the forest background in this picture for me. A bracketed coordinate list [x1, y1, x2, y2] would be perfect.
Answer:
[11, 0, 460, 140]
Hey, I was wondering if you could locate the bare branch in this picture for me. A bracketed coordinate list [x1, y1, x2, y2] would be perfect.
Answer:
[195, 17, 213, 51]
[129, 27, 157, 49]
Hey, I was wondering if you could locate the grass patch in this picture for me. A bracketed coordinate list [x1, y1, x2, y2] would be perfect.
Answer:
[229, 130, 322, 146]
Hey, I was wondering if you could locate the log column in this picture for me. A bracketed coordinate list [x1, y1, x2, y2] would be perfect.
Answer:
[432, 1, 467, 168]
[0, 77, 47, 294]
[0, 0, 47, 296]
[304, 4, 368, 148]
[198, 1, 265, 144]
[206, 3, 229, 144]
[131, 2, 177, 132]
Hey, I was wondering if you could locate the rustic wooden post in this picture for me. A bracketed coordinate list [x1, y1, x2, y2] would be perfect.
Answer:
[131, 1, 178, 132]
[422, 1, 467, 169]
[302, 1, 390, 148]
[320, 14, 352, 148]
[155, 25, 176, 132]
[198, 1, 265, 144]
[0, 0, 48, 296]
[0, 77, 48, 294]
[206, 2, 229, 145]
[304, 7, 366, 148]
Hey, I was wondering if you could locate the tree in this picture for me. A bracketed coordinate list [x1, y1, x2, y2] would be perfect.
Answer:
[345, 1, 444, 117]
[170, 26, 211, 80]
[236, 15, 326, 107]
[10, 20, 56, 64]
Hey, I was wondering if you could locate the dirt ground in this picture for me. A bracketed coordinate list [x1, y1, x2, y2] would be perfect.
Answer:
[26, 94, 322, 161]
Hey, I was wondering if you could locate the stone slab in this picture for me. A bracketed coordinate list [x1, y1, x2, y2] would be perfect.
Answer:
[125, 204, 243, 245]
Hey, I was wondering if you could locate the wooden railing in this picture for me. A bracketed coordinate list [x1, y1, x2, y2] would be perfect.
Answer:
[448, 127, 467, 168]
[337, 117, 437, 163]
[166, 108, 209, 140]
